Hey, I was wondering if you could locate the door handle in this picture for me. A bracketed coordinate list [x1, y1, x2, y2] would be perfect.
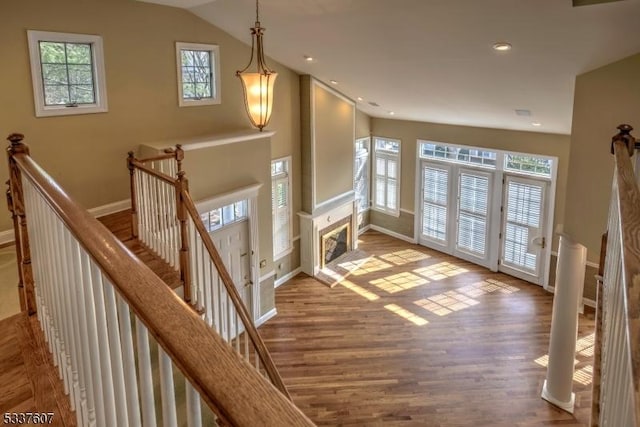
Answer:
[532, 236, 546, 249]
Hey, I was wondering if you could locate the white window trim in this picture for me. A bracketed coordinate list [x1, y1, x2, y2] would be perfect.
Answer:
[27, 30, 108, 117]
[272, 156, 293, 261]
[372, 137, 401, 217]
[176, 42, 221, 107]
[354, 136, 371, 213]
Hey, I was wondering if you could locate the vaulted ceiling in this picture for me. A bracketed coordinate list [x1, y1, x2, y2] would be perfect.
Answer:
[140, 0, 640, 134]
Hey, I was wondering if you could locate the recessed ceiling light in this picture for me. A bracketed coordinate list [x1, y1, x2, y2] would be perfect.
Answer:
[330, 80, 338, 85]
[532, 122, 542, 127]
[493, 42, 512, 51]
[304, 55, 314, 62]
[389, 111, 395, 116]
[357, 97, 363, 101]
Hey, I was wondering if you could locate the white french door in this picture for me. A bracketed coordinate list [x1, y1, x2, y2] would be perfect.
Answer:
[499, 175, 548, 285]
[419, 162, 493, 268]
[453, 169, 492, 268]
[419, 161, 451, 252]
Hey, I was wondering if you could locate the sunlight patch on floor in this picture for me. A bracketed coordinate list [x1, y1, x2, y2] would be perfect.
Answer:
[576, 333, 595, 357]
[370, 272, 429, 294]
[457, 279, 519, 297]
[413, 262, 468, 281]
[384, 304, 428, 326]
[337, 255, 372, 272]
[346, 257, 393, 276]
[339, 279, 380, 301]
[534, 333, 595, 385]
[379, 249, 430, 266]
[414, 291, 480, 316]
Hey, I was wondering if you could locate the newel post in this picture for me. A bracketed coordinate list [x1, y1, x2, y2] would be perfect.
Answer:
[6, 133, 36, 315]
[127, 151, 138, 238]
[6, 182, 26, 312]
[176, 171, 192, 303]
[175, 144, 184, 175]
[610, 124, 635, 156]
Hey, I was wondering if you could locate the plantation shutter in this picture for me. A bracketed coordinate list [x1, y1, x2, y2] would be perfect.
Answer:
[422, 165, 448, 241]
[456, 172, 489, 256]
[502, 179, 543, 272]
[386, 158, 398, 210]
[272, 174, 290, 257]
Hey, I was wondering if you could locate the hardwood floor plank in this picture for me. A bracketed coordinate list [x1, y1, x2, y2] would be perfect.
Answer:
[260, 230, 595, 426]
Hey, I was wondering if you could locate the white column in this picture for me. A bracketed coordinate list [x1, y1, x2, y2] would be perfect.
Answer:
[541, 233, 586, 413]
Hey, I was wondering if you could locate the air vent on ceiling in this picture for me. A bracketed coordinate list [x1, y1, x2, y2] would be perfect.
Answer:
[368, 102, 380, 107]
[573, 0, 625, 7]
[515, 109, 532, 117]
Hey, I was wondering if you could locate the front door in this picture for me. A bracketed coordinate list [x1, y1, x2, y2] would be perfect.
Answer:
[210, 219, 250, 340]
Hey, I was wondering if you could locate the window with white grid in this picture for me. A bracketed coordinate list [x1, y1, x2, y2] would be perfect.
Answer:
[27, 30, 108, 117]
[373, 137, 401, 216]
[502, 180, 543, 272]
[176, 42, 220, 107]
[271, 158, 292, 259]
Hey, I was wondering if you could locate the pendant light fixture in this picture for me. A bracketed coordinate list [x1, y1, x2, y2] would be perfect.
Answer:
[237, 0, 277, 131]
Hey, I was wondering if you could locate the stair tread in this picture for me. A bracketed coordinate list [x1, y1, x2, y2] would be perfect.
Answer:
[99, 211, 183, 290]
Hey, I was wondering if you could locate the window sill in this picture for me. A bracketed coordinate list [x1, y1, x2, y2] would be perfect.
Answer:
[35, 104, 108, 118]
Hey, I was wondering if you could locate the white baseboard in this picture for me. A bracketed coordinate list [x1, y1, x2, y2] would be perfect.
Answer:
[370, 224, 417, 244]
[358, 224, 371, 235]
[0, 229, 14, 246]
[275, 267, 302, 288]
[88, 199, 131, 218]
[0, 198, 130, 246]
[255, 308, 277, 327]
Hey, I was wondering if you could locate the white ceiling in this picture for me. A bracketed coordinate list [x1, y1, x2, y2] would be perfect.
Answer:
[145, 0, 640, 134]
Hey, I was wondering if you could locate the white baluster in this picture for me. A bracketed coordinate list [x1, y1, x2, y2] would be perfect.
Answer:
[135, 318, 157, 427]
[116, 295, 142, 426]
[80, 249, 103, 427]
[158, 347, 178, 427]
[185, 382, 202, 427]
[103, 278, 129, 427]
[90, 264, 118, 427]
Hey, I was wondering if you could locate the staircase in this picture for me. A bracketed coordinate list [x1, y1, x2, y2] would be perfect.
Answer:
[5, 133, 314, 427]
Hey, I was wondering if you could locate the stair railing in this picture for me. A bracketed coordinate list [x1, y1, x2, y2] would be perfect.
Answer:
[591, 125, 640, 427]
[127, 146, 291, 399]
[7, 133, 312, 427]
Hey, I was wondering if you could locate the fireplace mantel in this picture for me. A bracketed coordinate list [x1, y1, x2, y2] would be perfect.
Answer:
[298, 196, 358, 276]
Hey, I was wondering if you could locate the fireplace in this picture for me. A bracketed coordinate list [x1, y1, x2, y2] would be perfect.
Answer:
[298, 195, 358, 276]
[319, 218, 351, 268]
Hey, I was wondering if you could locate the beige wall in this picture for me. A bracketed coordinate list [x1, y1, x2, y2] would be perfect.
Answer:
[0, 0, 300, 240]
[356, 109, 371, 139]
[564, 53, 640, 262]
[371, 118, 571, 245]
[313, 83, 355, 206]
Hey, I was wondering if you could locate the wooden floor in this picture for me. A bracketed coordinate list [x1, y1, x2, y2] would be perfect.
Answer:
[259, 230, 595, 427]
[0, 314, 75, 427]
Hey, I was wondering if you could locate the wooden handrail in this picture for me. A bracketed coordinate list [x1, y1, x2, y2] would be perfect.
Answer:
[610, 136, 640, 424]
[9, 139, 313, 426]
[180, 188, 292, 400]
[129, 159, 177, 185]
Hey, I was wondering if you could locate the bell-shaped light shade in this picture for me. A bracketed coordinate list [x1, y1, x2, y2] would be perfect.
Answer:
[239, 71, 278, 131]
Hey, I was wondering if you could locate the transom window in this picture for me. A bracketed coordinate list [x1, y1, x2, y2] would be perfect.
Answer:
[504, 154, 552, 177]
[176, 42, 220, 107]
[200, 200, 248, 233]
[27, 30, 107, 117]
[420, 142, 497, 168]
